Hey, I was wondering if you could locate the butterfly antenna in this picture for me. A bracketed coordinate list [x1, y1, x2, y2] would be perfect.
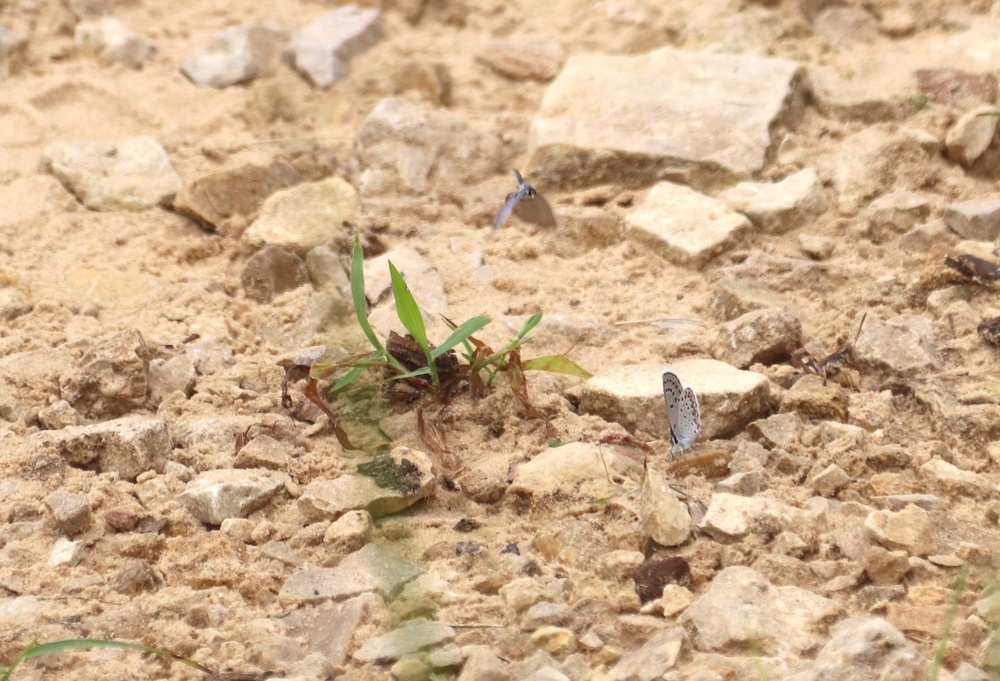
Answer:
[512, 168, 525, 188]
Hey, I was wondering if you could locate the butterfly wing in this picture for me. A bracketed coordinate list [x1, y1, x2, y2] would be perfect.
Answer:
[493, 190, 523, 231]
[675, 387, 701, 451]
[662, 370, 684, 448]
[512, 191, 557, 229]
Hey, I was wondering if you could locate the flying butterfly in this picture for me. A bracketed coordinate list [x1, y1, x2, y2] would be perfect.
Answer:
[662, 369, 701, 455]
[492, 169, 557, 231]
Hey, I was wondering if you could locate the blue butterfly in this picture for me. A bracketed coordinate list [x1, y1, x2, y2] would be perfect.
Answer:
[492, 169, 557, 231]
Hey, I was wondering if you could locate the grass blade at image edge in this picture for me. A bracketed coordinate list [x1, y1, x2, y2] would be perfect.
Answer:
[350, 236, 385, 354]
[1, 639, 205, 680]
[522, 355, 592, 379]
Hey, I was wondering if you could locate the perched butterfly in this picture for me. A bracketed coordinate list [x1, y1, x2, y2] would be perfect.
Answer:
[662, 369, 701, 454]
[492, 169, 557, 231]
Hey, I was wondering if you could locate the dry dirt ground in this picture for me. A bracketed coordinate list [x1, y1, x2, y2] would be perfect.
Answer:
[3, 0, 1000, 679]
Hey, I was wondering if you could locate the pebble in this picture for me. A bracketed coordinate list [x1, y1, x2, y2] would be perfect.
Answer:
[306, 245, 351, 295]
[0, 26, 26, 69]
[59, 328, 151, 418]
[0, 269, 32, 321]
[474, 39, 565, 81]
[718, 168, 824, 234]
[640, 467, 691, 547]
[241, 245, 310, 303]
[865, 189, 931, 242]
[147, 355, 196, 404]
[281, 543, 421, 603]
[854, 314, 937, 376]
[700, 493, 816, 541]
[808, 71, 907, 123]
[920, 458, 993, 497]
[49, 537, 81, 567]
[29, 416, 170, 481]
[113, 559, 160, 594]
[522, 602, 574, 632]
[284, 5, 384, 87]
[40, 137, 182, 211]
[525, 667, 570, 681]
[943, 197, 1000, 241]
[786, 617, 922, 681]
[323, 510, 372, 554]
[747, 412, 803, 448]
[354, 96, 502, 196]
[528, 47, 802, 190]
[810, 464, 850, 497]
[864, 504, 935, 556]
[37, 400, 83, 430]
[715, 470, 765, 496]
[242, 177, 359, 256]
[354, 619, 456, 664]
[529, 627, 576, 657]
[44, 490, 91, 535]
[75, 16, 156, 69]
[177, 469, 287, 525]
[680, 566, 835, 655]
[457, 646, 513, 681]
[605, 629, 683, 681]
[234, 434, 293, 471]
[654, 585, 694, 618]
[577, 359, 770, 441]
[872, 493, 943, 512]
[508, 442, 642, 502]
[626, 182, 750, 265]
[846, 389, 893, 430]
[797, 233, 834, 260]
[182, 24, 289, 88]
[298, 447, 435, 521]
[779, 375, 847, 422]
[173, 160, 304, 237]
[712, 307, 801, 369]
[945, 105, 999, 169]
[862, 546, 911, 585]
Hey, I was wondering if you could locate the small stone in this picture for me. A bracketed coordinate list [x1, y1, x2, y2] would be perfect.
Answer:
[578, 631, 604, 650]
[747, 412, 803, 448]
[847, 390, 894, 430]
[655, 585, 694, 618]
[863, 546, 911, 585]
[716, 471, 766, 496]
[242, 177, 359, 256]
[872, 493, 943, 512]
[920, 458, 994, 497]
[854, 315, 937, 376]
[528, 47, 802, 191]
[865, 505, 935, 556]
[44, 490, 90, 535]
[522, 602, 574, 632]
[457, 646, 513, 681]
[49, 537, 81, 567]
[945, 105, 999, 169]
[241, 245, 310, 303]
[298, 447, 435, 521]
[577, 359, 770, 442]
[633, 557, 692, 603]
[780, 375, 847, 421]
[306, 245, 351, 294]
[59, 328, 151, 418]
[148, 355, 196, 403]
[354, 620, 455, 664]
[627, 182, 751, 266]
[529, 627, 576, 657]
[37, 400, 83, 430]
[0, 269, 32, 321]
[173, 161, 304, 237]
[182, 24, 289, 88]
[810, 464, 850, 497]
[323, 509, 372, 554]
[525, 667, 570, 681]
[475, 40, 565, 81]
[234, 434, 293, 471]
[0, 26, 27, 71]
[639, 468, 691, 547]
[944, 198, 1000, 241]
[40, 137, 181, 211]
[866, 190, 931, 242]
[595, 550, 646, 581]
[793, 617, 922, 680]
[927, 554, 965, 568]
[285, 6, 384, 88]
[281, 543, 421, 603]
[701, 493, 816, 541]
[606, 628, 684, 681]
[798, 233, 834, 260]
[680, 566, 835, 655]
[712, 307, 801, 369]
[427, 644, 463, 669]
[177, 469, 287, 525]
[75, 17, 156, 69]
[29, 416, 170, 481]
[954, 663, 992, 681]
[718, 168, 824, 234]
[113, 559, 160, 594]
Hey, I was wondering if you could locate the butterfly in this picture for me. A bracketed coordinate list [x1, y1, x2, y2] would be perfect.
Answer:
[662, 369, 701, 454]
[492, 169, 557, 231]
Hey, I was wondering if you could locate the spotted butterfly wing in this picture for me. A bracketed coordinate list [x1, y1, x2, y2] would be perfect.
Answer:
[662, 369, 701, 454]
[512, 191, 557, 229]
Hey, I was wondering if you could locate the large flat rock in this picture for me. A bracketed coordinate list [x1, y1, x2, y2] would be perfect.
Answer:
[528, 47, 802, 191]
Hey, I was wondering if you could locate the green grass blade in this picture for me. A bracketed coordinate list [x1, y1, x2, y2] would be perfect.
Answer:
[389, 261, 437, 384]
[1, 638, 202, 680]
[522, 355, 592, 379]
[516, 312, 543, 340]
[391, 366, 431, 380]
[330, 366, 366, 393]
[431, 314, 490, 359]
[351, 235, 385, 354]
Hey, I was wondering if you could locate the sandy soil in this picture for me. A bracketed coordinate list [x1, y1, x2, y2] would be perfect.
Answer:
[2, 0, 1000, 679]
